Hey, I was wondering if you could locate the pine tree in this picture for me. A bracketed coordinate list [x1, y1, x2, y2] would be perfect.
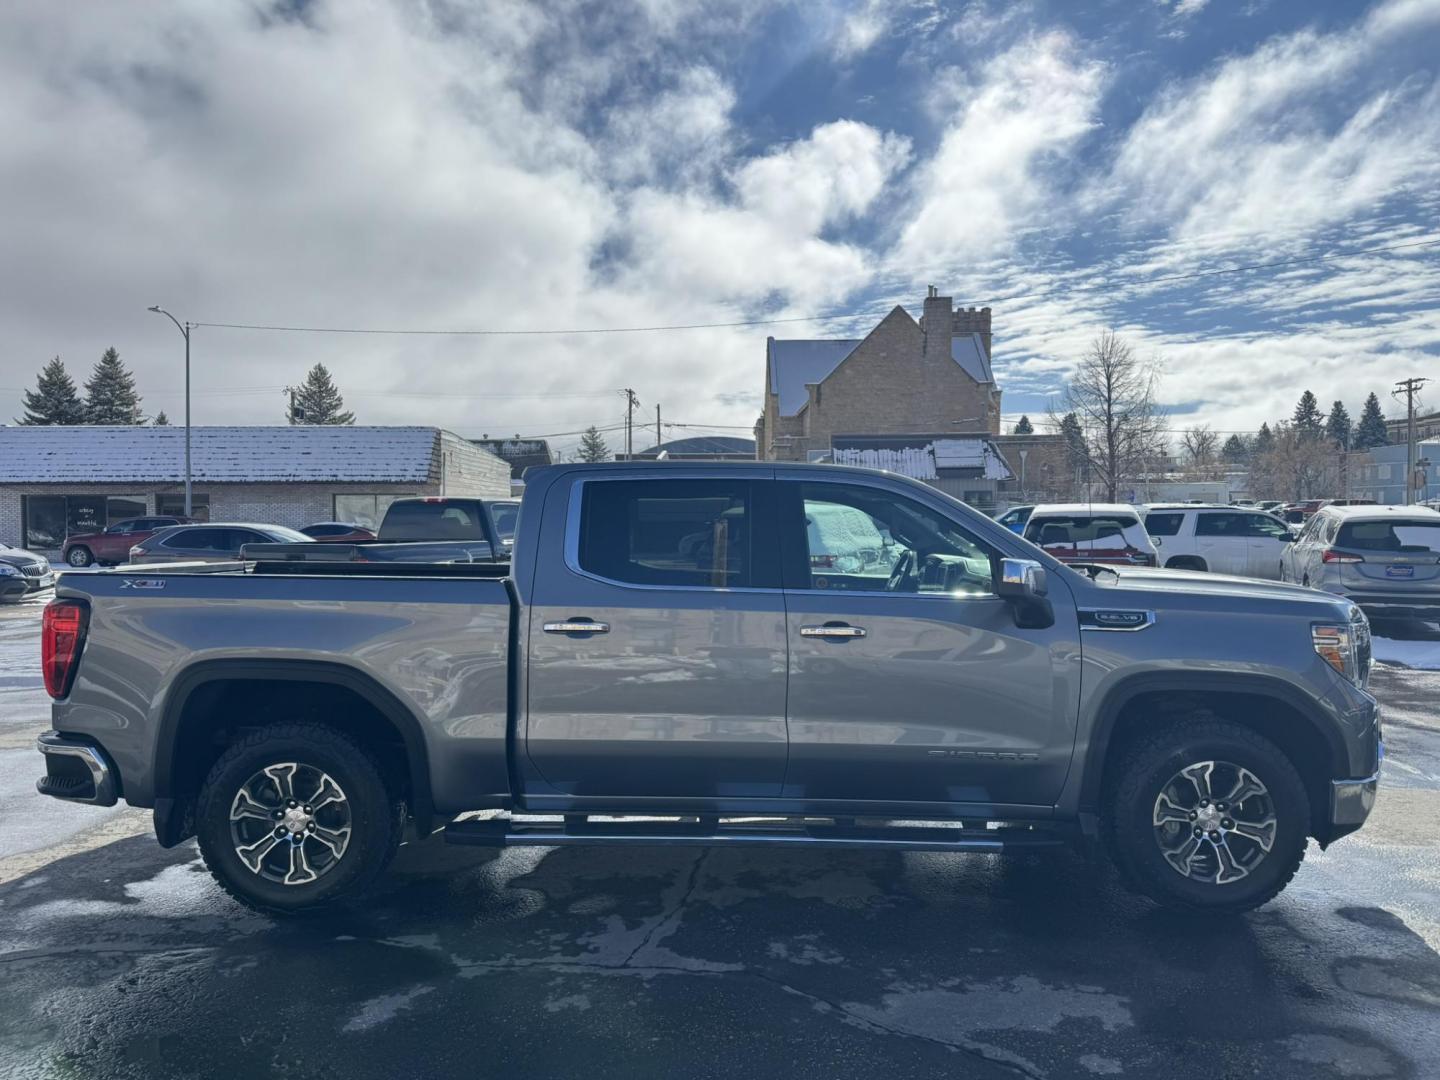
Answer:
[16, 356, 86, 425]
[289, 363, 354, 425]
[1221, 433, 1250, 463]
[1253, 422, 1276, 456]
[1325, 400, 1352, 449]
[1292, 390, 1324, 441]
[84, 347, 145, 424]
[1059, 411, 1086, 471]
[153, 410, 170, 426]
[1353, 392, 1389, 450]
[578, 425, 611, 463]
[1012, 415, 1034, 435]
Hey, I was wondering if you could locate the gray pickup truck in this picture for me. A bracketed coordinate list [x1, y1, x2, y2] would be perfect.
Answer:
[35, 462, 1381, 916]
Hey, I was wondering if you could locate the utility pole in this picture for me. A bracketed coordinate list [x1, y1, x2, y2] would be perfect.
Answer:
[147, 307, 193, 516]
[655, 404, 662, 454]
[623, 388, 639, 458]
[1394, 377, 1429, 504]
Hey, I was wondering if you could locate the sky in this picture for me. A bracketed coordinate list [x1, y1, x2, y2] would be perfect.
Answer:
[2, 0, 1438, 458]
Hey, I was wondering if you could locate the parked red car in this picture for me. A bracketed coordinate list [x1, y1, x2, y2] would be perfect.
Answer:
[299, 522, 377, 543]
[61, 516, 195, 567]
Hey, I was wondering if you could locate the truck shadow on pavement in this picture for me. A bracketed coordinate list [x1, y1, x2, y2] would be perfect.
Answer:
[0, 832, 1436, 1080]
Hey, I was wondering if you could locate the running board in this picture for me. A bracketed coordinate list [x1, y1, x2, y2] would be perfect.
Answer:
[443, 817, 1069, 853]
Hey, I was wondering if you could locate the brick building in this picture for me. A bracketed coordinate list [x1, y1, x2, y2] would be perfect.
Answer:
[756, 288, 1003, 463]
[0, 425, 510, 551]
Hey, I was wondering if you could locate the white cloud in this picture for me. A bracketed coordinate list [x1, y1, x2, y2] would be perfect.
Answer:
[890, 32, 1106, 272]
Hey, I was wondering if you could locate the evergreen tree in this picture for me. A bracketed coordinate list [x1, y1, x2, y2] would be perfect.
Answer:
[1292, 390, 1324, 441]
[153, 410, 170, 426]
[1059, 411, 1086, 471]
[1325, 400, 1352, 449]
[1012, 415, 1034, 435]
[1253, 422, 1276, 456]
[578, 425, 611, 463]
[1221, 433, 1250, 463]
[289, 363, 354, 425]
[16, 356, 86, 425]
[84, 347, 145, 424]
[1353, 392, 1389, 450]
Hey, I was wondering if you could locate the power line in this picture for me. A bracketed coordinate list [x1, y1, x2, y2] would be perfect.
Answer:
[184, 236, 1440, 338]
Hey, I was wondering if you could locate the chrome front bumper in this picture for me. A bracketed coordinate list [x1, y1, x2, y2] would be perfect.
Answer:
[36, 731, 119, 806]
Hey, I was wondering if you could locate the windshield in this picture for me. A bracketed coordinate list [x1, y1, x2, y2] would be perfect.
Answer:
[381, 501, 488, 540]
[1026, 514, 1147, 551]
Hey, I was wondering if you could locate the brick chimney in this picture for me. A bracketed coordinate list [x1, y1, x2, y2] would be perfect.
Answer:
[921, 285, 953, 358]
[952, 305, 993, 359]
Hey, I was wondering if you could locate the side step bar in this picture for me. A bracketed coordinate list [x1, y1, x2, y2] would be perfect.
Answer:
[444, 817, 1069, 853]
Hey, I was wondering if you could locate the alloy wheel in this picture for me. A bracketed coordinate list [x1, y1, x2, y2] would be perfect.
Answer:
[228, 762, 352, 886]
[1152, 760, 1277, 885]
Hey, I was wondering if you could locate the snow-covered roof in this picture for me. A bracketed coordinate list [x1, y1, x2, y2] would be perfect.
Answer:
[831, 438, 1012, 482]
[0, 425, 448, 484]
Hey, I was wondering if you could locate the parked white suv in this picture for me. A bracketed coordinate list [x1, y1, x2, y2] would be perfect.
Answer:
[1142, 504, 1293, 579]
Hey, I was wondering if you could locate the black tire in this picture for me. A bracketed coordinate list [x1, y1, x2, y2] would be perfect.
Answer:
[1104, 718, 1309, 914]
[66, 546, 93, 568]
[1165, 556, 1207, 572]
[195, 723, 404, 915]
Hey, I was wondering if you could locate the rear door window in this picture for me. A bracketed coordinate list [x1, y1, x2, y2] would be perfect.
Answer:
[1337, 520, 1440, 553]
[578, 479, 761, 588]
[1243, 514, 1293, 539]
[1194, 512, 1246, 537]
[166, 528, 220, 550]
[1145, 512, 1185, 537]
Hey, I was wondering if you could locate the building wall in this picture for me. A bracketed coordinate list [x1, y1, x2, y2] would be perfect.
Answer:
[0, 482, 444, 549]
[765, 308, 999, 462]
[438, 431, 513, 498]
[1350, 443, 1440, 504]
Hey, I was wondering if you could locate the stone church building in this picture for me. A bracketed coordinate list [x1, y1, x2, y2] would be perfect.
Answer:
[755, 288, 1003, 464]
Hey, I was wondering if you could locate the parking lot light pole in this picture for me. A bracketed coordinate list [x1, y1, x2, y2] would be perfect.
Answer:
[147, 306, 193, 516]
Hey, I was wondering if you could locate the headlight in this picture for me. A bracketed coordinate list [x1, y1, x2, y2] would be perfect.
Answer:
[1313, 608, 1371, 687]
[0, 564, 18, 577]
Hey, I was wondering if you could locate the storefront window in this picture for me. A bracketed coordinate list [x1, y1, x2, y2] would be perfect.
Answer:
[333, 494, 415, 531]
[22, 494, 148, 549]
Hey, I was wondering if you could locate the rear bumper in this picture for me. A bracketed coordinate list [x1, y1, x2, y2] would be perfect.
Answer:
[35, 731, 119, 806]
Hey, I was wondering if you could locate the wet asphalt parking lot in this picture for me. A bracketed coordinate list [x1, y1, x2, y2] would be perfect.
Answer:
[1, 596, 1438, 1080]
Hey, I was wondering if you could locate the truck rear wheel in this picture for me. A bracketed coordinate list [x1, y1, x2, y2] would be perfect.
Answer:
[1104, 719, 1309, 913]
[195, 723, 403, 915]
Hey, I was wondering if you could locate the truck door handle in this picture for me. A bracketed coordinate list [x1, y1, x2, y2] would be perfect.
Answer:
[543, 620, 610, 634]
[800, 623, 867, 639]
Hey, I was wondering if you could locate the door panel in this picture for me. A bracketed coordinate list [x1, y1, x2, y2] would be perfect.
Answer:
[525, 476, 789, 800]
[1193, 512, 1248, 574]
[780, 480, 1079, 808]
[1243, 513, 1292, 579]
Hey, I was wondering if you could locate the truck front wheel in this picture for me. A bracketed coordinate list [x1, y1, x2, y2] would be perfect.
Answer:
[195, 723, 403, 914]
[1104, 719, 1309, 913]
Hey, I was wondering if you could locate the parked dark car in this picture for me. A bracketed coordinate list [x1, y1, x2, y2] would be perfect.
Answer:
[61, 516, 195, 567]
[128, 523, 314, 564]
[0, 542, 54, 601]
[299, 522, 377, 543]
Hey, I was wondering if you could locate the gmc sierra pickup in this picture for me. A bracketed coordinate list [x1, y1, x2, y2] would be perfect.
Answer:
[35, 462, 1381, 916]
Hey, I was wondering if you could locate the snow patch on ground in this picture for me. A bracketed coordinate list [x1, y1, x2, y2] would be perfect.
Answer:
[1372, 637, 1440, 671]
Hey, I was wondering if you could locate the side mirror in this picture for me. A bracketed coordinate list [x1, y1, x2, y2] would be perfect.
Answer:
[995, 557, 1054, 629]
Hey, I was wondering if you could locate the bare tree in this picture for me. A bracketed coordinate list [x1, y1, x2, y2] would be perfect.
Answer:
[1181, 424, 1219, 479]
[1251, 421, 1333, 500]
[1054, 331, 1165, 501]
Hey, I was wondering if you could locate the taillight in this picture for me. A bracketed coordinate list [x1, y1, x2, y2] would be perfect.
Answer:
[1322, 549, 1363, 564]
[42, 599, 89, 699]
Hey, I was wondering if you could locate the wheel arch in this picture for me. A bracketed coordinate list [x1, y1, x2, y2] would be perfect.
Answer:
[1080, 672, 1348, 835]
[153, 659, 434, 846]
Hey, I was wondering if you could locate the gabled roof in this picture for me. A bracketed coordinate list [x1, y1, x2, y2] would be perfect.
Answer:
[768, 338, 861, 416]
[768, 319, 995, 419]
[0, 425, 448, 484]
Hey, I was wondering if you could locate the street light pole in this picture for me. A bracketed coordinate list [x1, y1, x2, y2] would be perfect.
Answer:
[148, 306, 192, 516]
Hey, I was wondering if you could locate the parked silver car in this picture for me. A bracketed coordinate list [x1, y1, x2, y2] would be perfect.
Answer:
[127, 523, 314, 564]
[1281, 504, 1440, 620]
